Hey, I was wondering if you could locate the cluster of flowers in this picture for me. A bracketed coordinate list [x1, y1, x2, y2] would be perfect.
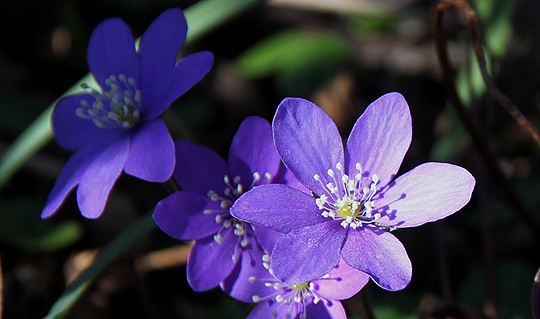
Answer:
[42, 8, 476, 319]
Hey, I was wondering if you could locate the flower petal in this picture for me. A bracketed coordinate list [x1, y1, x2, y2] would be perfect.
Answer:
[271, 222, 345, 286]
[273, 97, 345, 197]
[313, 258, 369, 300]
[375, 162, 475, 228]
[87, 17, 139, 89]
[141, 51, 214, 120]
[230, 184, 326, 234]
[173, 139, 229, 193]
[153, 191, 223, 241]
[228, 116, 280, 187]
[345, 92, 412, 189]
[123, 118, 174, 182]
[41, 142, 101, 218]
[307, 300, 347, 319]
[341, 226, 411, 291]
[220, 243, 274, 303]
[138, 8, 186, 116]
[52, 93, 118, 150]
[75, 134, 131, 219]
[187, 231, 238, 292]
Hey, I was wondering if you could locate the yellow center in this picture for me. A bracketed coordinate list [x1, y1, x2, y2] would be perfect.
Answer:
[337, 203, 359, 219]
[290, 282, 310, 291]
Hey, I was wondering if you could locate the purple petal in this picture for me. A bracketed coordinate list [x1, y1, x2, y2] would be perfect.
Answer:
[228, 116, 280, 187]
[173, 139, 228, 193]
[230, 184, 326, 233]
[307, 300, 347, 319]
[273, 165, 309, 193]
[252, 225, 282, 253]
[41, 142, 102, 218]
[220, 243, 274, 303]
[271, 222, 345, 286]
[246, 300, 281, 319]
[52, 94, 119, 150]
[153, 191, 223, 241]
[123, 118, 174, 182]
[345, 92, 412, 189]
[138, 8, 187, 117]
[341, 226, 412, 291]
[87, 18, 139, 89]
[187, 231, 238, 292]
[375, 162, 475, 228]
[76, 134, 131, 219]
[273, 97, 345, 197]
[141, 51, 214, 120]
[313, 258, 369, 300]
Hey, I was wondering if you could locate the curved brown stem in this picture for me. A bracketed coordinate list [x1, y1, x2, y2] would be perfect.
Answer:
[434, 0, 540, 239]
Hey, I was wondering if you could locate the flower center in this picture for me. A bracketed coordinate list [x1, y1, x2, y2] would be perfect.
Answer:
[314, 162, 380, 229]
[76, 74, 141, 129]
[203, 172, 272, 262]
[250, 254, 323, 319]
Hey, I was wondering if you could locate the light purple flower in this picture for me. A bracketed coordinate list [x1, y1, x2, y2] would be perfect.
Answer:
[221, 226, 370, 319]
[153, 116, 290, 292]
[41, 8, 213, 219]
[230, 93, 475, 291]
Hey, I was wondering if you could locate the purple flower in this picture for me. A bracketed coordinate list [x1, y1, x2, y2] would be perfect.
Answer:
[221, 227, 369, 319]
[41, 8, 213, 219]
[230, 93, 475, 291]
[153, 116, 291, 292]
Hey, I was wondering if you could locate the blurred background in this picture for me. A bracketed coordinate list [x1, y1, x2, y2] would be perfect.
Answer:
[0, 0, 539, 318]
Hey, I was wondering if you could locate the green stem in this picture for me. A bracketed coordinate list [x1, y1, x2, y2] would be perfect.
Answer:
[43, 213, 156, 319]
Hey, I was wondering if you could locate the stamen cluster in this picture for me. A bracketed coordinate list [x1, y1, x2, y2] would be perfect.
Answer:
[314, 163, 380, 229]
[76, 74, 141, 129]
[204, 172, 272, 262]
[249, 254, 325, 319]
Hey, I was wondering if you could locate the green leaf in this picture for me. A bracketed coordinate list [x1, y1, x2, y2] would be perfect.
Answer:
[0, 0, 264, 190]
[43, 213, 156, 319]
[235, 29, 351, 80]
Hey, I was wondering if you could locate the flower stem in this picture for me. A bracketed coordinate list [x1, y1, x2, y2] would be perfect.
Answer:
[434, 0, 540, 240]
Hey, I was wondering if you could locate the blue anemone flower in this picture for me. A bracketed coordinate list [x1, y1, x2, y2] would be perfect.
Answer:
[42, 8, 213, 219]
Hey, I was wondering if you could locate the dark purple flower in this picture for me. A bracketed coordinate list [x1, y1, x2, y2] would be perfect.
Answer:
[230, 93, 475, 291]
[41, 8, 213, 219]
[153, 116, 290, 292]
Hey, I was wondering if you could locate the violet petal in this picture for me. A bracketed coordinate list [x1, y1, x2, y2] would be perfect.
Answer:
[273, 97, 345, 197]
[375, 162, 475, 228]
[123, 118, 175, 182]
[187, 231, 238, 292]
[228, 116, 280, 187]
[346, 92, 412, 189]
[87, 18, 139, 89]
[52, 93, 119, 150]
[271, 222, 345, 286]
[41, 142, 104, 218]
[307, 300, 347, 319]
[220, 243, 274, 303]
[230, 184, 326, 233]
[341, 226, 412, 291]
[141, 51, 214, 120]
[153, 191, 223, 241]
[138, 8, 187, 117]
[313, 258, 369, 300]
[76, 134, 131, 219]
[173, 139, 229, 193]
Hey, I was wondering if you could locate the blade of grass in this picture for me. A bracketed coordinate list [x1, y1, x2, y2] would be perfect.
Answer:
[0, 0, 264, 189]
[43, 213, 156, 319]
